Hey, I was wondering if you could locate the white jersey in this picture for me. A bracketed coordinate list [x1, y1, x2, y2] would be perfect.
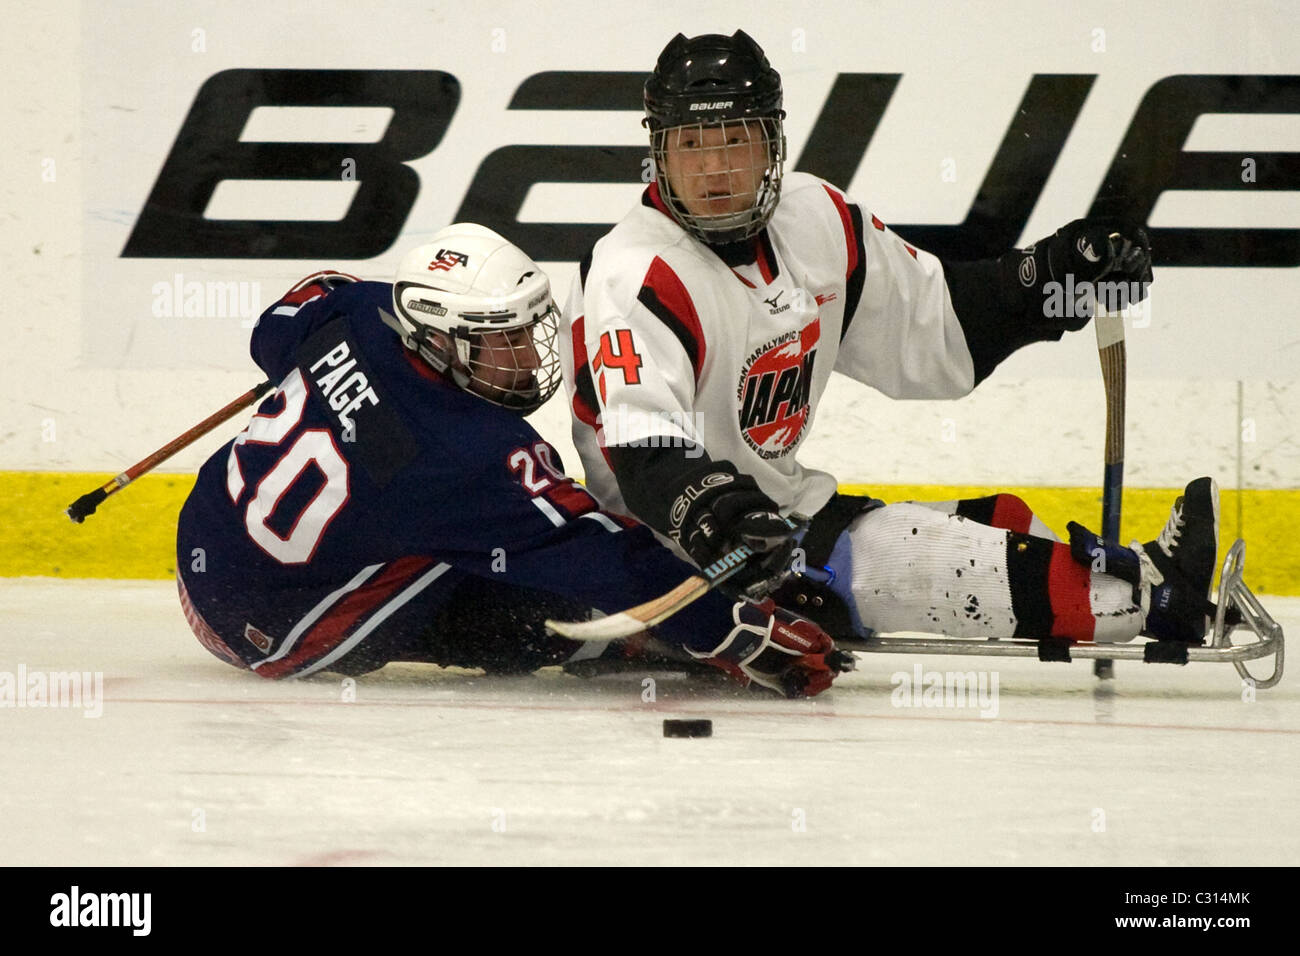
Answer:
[559, 171, 976, 523]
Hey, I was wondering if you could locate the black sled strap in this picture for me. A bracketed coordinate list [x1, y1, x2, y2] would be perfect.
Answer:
[1037, 638, 1073, 662]
[1143, 641, 1191, 665]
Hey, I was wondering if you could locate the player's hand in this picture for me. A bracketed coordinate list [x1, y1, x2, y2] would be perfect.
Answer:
[670, 469, 799, 598]
[1050, 218, 1152, 286]
[693, 598, 855, 698]
[1007, 219, 1153, 331]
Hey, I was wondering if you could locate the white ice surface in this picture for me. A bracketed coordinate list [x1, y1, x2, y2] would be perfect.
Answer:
[1, 578, 1296, 866]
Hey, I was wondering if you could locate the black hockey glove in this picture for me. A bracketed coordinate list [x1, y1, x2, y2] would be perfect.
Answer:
[1000, 218, 1153, 331]
[668, 467, 801, 600]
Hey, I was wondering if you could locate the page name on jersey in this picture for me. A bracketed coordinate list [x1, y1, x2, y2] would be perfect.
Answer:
[309, 340, 381, 432]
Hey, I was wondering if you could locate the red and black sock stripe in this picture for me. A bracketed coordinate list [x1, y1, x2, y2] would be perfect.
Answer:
[956, 494, 1033, 534]
[1005, 533, 1095, 641]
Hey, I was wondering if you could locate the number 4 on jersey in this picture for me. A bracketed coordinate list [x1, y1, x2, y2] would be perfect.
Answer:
[592, 329, 643, 402]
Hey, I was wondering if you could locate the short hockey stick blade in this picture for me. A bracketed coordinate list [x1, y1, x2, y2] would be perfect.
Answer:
[546, 542, 756, 642]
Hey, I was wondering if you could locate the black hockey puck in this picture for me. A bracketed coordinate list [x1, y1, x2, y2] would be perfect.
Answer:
[663, 719, 712, 738]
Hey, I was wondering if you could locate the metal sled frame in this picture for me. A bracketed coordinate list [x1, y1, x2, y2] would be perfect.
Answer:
[836, 540, 1284, 689]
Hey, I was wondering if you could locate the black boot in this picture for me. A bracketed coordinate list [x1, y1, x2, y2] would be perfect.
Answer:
[1139, 477, 1219, 644]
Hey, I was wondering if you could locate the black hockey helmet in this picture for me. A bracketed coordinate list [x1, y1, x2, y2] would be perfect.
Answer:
[643, 30, 783, 131]
[643, 31, 787, 244]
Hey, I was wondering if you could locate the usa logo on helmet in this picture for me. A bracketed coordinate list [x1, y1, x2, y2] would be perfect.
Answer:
[427, 248, 469, 271]
[736, 319, 819, 459]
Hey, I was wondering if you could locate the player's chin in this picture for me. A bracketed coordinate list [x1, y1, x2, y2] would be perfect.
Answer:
[470, 376, 539, 407]
[498, 384, 543, 414]
[690, 195, 753, 218]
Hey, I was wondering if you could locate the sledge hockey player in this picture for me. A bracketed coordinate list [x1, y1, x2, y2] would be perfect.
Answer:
[175, 223, 851, 697]
[559, 30, 1222, 648]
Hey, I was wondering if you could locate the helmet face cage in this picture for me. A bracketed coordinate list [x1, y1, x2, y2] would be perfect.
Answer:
[408, 305, 562, 417]
[650, 115, 786, 244]
[460, 305, 562, 415]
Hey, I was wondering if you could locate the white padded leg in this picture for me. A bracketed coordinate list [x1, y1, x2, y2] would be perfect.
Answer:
[838, 503, 1142, 642]
[842, 504, 1018, 638]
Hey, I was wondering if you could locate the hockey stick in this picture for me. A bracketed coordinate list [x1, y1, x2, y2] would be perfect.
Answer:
[65, 380, 274, 523]
[545, 541, 757, 641]
[1093, 293, 1126, 679]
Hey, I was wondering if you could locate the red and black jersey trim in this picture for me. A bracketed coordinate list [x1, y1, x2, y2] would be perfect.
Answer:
[280, 281, 329, 307]
[642, 182, 674, 221]
[569, 315, 611, 466]
[570, 318, 602, 425]
[280, 271, 360, 306]
[636, 256, 706, 381]
[843, 203, 867, 334]
[823, 185, 868, 343]
[754, 231, 780, 283]
[573, 249, 605, 451]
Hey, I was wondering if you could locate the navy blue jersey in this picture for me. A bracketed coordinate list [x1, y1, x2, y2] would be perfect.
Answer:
[177, 276, 734, 678]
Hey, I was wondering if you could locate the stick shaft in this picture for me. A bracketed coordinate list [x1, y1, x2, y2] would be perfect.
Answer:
[66, 380, 273, 522]
[127, 381, 274, 482]
[546, 542, 756, 641]
[1094, 310, 1126, 678]
[1099, 329, 1127, 541]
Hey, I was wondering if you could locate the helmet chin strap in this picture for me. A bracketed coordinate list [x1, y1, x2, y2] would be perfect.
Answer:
[415, 339, 472, 390]
[379, 306, 473, 388]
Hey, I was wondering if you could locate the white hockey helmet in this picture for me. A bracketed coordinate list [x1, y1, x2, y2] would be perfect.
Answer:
[390, 223, 561, 415]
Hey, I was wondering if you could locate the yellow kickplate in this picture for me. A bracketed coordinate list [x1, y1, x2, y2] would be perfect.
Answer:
[3, 472, 1296, 595]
